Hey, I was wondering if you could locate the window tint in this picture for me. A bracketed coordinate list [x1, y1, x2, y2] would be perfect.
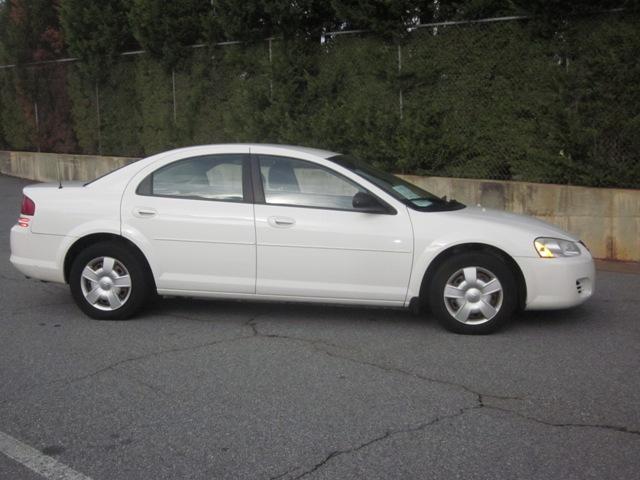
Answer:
[142, 154, 244, 202]
[259, 155, 364, 210]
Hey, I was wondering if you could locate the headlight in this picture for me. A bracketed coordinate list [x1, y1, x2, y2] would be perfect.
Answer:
[534, 237, 581, 258]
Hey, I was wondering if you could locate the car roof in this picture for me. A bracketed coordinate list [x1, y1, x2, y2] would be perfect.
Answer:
[165, 143, 340, 159]
[88, 144, 343, 188]
[252, 143, 340, 158]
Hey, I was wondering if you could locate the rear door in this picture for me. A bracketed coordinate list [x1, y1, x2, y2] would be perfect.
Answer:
[252, 154, 413, 303]
[121, 148, 256, 294]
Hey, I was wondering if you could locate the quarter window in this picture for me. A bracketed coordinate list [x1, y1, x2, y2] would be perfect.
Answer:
[258, 155, 365, 210]
[139, 154, 245, 202]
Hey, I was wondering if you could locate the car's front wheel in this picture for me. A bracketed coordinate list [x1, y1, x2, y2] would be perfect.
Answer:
[69, 241, 152, 320]
[428, 251, 518, 334]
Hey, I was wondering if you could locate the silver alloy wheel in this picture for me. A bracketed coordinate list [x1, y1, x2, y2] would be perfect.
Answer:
[443, 266, 503, 325]
[80, 256, 132, 311]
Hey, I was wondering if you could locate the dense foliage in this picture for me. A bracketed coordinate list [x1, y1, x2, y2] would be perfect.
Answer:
[128, 0, 210, 71]
[59, 0, 135, 81]
[0, 0, 638, 187]
[0, 0, 76, 152]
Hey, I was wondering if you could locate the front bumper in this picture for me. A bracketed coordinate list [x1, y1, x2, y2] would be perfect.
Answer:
[517, 249, 596, 310]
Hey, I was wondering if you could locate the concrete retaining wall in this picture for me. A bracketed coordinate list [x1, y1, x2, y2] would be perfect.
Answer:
[0, 150, 137, 183]
[1, 150, 638, 261]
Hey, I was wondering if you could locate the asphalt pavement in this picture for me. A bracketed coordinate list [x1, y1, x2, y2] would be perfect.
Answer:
[0, 173, 638, 479]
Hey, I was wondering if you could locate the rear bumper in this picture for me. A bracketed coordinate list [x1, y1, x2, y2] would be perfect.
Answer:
[10, 225, 66, 283]
[517, 250, 595, 310]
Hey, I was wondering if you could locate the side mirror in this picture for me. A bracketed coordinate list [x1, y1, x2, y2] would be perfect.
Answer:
[352, 191, 387, 213]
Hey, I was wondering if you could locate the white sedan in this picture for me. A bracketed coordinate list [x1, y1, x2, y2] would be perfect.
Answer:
[10, 144, 595, 334]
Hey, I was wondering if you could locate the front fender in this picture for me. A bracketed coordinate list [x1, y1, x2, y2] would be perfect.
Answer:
[405, 208, 552, 304]
[406, 238, 520, 303]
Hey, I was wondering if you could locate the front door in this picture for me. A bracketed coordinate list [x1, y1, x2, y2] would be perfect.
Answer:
[253, 155, 413, 303]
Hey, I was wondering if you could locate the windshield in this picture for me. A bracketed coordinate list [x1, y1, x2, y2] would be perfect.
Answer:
[329, 155, 465, 211]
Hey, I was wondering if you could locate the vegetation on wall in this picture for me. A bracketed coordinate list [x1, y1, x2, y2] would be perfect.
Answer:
[0, 1, 639, 188]
[0, 0, 76, 152]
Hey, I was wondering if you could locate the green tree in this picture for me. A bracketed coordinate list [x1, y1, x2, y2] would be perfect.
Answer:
[207, 0, 272, 42]
[0, 0, 76, 152]
[208, 0, 336, 42]
[436, 0, 519, 20]
[513, 0, 639, 19]
[0, 0, 64, 65]
[128, 0, 209, 71]
[331, 0, 434, 41]
[59, 0, 134, 82]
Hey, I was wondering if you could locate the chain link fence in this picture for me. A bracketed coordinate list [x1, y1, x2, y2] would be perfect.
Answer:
[0, 11, 638, 188]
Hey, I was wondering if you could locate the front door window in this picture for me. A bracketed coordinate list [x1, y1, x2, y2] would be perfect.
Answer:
[258, 155, 364, 211]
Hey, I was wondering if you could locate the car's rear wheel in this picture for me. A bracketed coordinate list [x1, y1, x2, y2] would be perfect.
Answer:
[428, 251, 518, 334]
[69, 241, 152, 320]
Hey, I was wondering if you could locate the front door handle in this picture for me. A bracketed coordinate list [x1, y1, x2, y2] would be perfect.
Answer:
[268, 216, 296, 228]
[133, 207, 157, 218]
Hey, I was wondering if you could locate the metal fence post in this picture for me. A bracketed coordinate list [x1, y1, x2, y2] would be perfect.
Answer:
[268, 38, 274, 101]
[397, 44, 404, 121]
[95, 82, 102, 155]
[33, 101, 40, 152]
[172, 68, 177, 123]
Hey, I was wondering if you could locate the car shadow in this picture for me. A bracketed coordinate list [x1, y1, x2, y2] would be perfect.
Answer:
[144, 295, 429, 328]
[142, 295, 593, 334]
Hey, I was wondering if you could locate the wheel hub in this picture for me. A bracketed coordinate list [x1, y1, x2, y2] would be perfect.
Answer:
[80, 256, 132, 311]
[99, 277, 113, 291]
[465, 287, 481, 303]
[443, 266, 504, 325]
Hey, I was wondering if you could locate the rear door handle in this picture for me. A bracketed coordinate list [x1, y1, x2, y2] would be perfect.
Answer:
[268, 216, 295, 228]
[133, 207, 157, 218]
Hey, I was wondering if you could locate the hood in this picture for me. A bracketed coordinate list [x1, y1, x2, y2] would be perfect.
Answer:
[447, 206, 577, 241]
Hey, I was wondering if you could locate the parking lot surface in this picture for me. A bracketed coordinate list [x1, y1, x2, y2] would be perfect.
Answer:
[1, 173, 639, 479]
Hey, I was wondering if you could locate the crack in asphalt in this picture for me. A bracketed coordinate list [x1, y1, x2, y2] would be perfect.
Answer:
[245, 318, 520, 403]
[247, 318, 636, 437]
[1, 313, 493, 408]
[46, 315, 633, 440]
[246, 319, 640, 479]
[43, 314, 264, 391]
[61, 334, 256, 387]
[482, 404, 640, 436]
[269, 401, 640, 480]
[273, 407, 481, 480]
[2, 312, 638, 480]
[269, 465, 301, 480]
[0, 332, 256, 406]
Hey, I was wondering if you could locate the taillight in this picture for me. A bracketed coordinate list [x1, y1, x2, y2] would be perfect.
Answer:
[21, 195, 36, 216]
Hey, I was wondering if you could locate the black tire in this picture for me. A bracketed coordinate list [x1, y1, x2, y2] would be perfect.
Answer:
[428, 251, 518, 334]
[69, 241, 153, 320]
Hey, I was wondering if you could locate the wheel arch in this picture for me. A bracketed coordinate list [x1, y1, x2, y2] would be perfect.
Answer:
[63, 233, 156, 290]
[418, 242, 527, 310]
